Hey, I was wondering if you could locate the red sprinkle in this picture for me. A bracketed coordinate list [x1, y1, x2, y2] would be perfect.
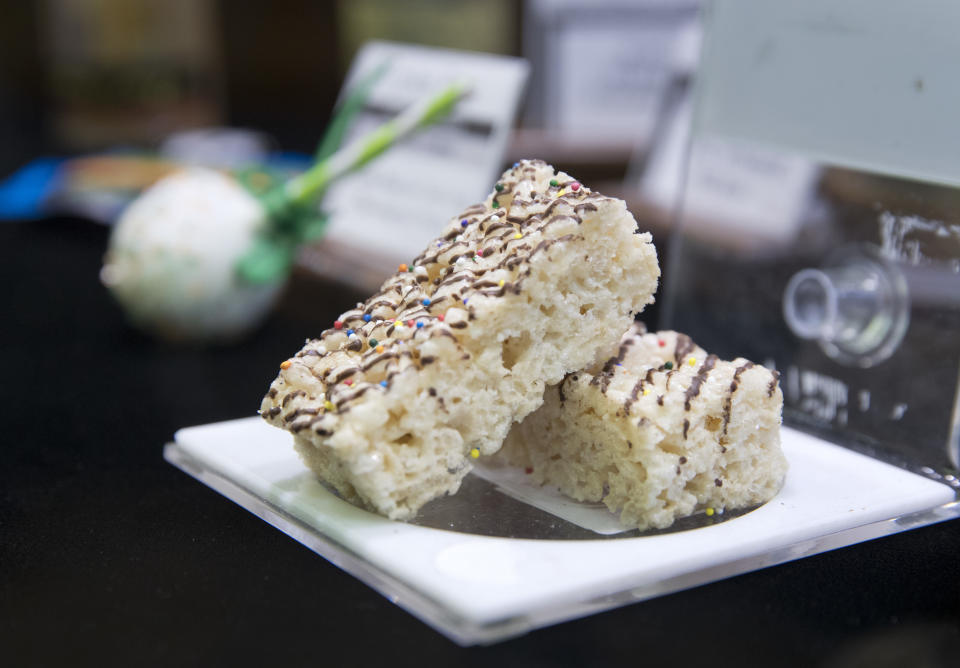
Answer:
[406, 319, 415, 328]
[334, 320, 344, 330]
[571, 182, 581, 191]
[437, 314, 445, 322]
[477, 249, 484, 257]
[344, 378, 353, 386]
[525, 467, 534, 474]
[658, 339, 666, 347]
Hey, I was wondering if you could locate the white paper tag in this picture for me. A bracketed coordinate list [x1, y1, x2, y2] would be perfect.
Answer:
[319, 41, 529, 271]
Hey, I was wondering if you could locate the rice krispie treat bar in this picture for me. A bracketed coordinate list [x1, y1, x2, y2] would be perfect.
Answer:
[261, 160, 660, 520]
[498, 324, 787, 530]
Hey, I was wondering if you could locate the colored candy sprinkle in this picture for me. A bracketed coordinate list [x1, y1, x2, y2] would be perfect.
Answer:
[688, 357, 697, 367]
[344, 378, 353, 386]
[664, 361, 674, 370]
[557, 189, 566, 196]
[333, 320, 344, 329]
[461, 219, 468, 227]
[658, 339, 666, 347]
[376, 345, 384, 353]
[422, 298, 431, 306]
[437, 314, 445, 322]
[705, 508, 715, 517]
[469, 448, 480, 459]
[346, 329, 355, 336]
[406, 319, 415, 328]
[324, 400, 335, 411]
[463, 298, 469, 305]
[495, 183, 504, 192]
[514, 232, 522, 240]
[394, 320, 403, 327]
[498, 279, 505, 287]
[549, 179, 558, 187]
[525, 467, 534, 474]
[380, 380, 388, 388]
[363, 314, 372, 322]
[280, 360, 292, 370]
[369, 338, 378, 347]
[492, 200, 500, 209]
[643, 388, 651, 396]
[571, 182, 581, 191]
[416, 321, 424, 329]
[476, 249, 484, 257]
[398, 263, 408, 272]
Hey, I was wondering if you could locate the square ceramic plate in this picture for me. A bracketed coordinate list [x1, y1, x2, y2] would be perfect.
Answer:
[165, 417, 959, 645]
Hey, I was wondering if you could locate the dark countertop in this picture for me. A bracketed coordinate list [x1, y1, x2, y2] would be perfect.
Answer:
[3, 219, 959, 667]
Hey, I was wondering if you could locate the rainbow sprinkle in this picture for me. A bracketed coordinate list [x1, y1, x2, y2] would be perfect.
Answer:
[333, 320, 344, 330]
[422, 298, 431, 306]
[398, 263, 408, 272]
[664, 361, 674, 370]
[460, 219, 468, 227]
[379, 380, 388, 388]
[514, 232, 522, 240]
[324, 400, 335, 411]
[344, 378, 353, 386]
[280, 360, 292, 370]
[705, 508, 715, 517]
[376, 345, 384, 353]
[549, 179, 558, 187]
[688, 357, 697, 367]
[495, 183, 504, 192]
[571, 182, 581, 191]
[363, 314, 372, 322]
[416, 321, 424, 329]
[369, 338, 378, 347]
[470, 448, 480, 459]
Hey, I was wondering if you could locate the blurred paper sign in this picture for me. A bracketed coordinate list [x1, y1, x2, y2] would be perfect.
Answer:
[524, 0, 700, 147]
[641, 89, 817, 254]
[304, 41, 529, 289]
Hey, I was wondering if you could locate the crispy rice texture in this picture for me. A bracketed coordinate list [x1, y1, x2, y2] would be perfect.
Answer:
[261, 160, 659, 519]
[498, 325, 787, 530]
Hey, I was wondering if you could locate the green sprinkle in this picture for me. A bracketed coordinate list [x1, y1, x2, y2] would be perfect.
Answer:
[549, 179, 558, 187]
[369, 338, 378, 347]
[664, 361, 674, 370]
[495, 183, 504, 192]
[492, 200, 500, 208]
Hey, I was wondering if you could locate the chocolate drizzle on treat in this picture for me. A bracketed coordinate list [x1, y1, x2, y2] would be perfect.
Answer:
[262, 159, 614, 431]
[722, 361, 755, 436]
[684, 354, 717, 411]
[674, 333, 696, 364]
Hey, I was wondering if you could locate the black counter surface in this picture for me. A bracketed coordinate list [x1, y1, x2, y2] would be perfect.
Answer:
[3, 219, 959, 667]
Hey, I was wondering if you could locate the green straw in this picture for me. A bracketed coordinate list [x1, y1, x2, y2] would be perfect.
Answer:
[284, 79, 470, 207]
[238, 80, 470, 284]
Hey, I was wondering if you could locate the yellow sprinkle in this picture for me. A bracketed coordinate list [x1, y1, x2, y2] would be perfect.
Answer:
[395, 320, 403, 327]
[557, 189, 566, 196]
[324, 400, 335, 411]
[513, 232, 522, 240]
[498, 279, 505, 287]
[705, 507, 715, 517]
[469, 448, 480, 459]
[279, 360, 292, 370]
[376, 345, 384, 353]
[642, 388, 651, 396]
[688, 357, 697, 367]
